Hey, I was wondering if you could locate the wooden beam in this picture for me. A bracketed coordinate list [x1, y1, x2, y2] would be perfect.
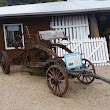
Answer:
[88, 13, 99, 38]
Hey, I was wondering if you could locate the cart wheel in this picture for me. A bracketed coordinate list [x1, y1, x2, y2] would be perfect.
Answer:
[46, 64, 68, 97]
[77, 59, 96, 84]
[0, 51, 10, 74]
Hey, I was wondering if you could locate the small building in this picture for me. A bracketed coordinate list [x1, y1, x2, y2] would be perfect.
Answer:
[0, 0, 110, 65]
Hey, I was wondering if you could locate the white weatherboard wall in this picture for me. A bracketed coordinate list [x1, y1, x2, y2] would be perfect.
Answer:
[50, 15, 110, 66]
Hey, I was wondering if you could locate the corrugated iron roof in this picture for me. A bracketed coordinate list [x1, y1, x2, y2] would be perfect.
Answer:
[0, 0, 110, 17]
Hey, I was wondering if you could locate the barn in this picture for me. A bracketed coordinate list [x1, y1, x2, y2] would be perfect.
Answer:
[0, 0, 110, 65]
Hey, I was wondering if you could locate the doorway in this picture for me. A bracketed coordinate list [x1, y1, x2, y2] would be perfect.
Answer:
[96, 12, 110, 57]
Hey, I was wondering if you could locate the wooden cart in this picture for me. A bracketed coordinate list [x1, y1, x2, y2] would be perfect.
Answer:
[0, 26, 110, 97]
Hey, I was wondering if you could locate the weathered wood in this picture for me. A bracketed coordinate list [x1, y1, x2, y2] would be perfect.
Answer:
[21, 65, 46, 75]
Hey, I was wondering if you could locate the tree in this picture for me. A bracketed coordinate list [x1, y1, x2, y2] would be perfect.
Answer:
[0, 0, 63, 6]
[0, 0, 8, 6]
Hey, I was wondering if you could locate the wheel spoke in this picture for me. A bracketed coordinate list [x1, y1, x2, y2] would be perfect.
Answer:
[57, 84, 61, 93]
[59, 82, 66, 91]
[87, 76, 92, 81]
[51, 67, 56, 76]
[52, 84, 56, 91]
[59, 75, 64, 80]
[54, 84, 57, 93]
[85, 77, 89, 83]
[57, 71, 61, 78]
[82, 76, 85, 82]
[50, 69, 55, 77]
[48, 73, 54, 79]
[59, 80, 66, 89]
[55, 67, 58, 75]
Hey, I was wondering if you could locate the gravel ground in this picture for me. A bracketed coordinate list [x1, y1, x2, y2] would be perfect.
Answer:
[0, 65, 110, 110]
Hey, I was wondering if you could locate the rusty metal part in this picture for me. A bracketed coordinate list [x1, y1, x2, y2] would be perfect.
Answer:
[46, 64, 68, 97]
[51, 43, 72, 54]
[0, 51, 10, 74]
[77, 59, 96, 84]
[35, 44, 59, 58]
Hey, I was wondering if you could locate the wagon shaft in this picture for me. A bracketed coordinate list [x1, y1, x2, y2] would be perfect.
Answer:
[82, 71, 110, 84]
[90, 73, 110, 84]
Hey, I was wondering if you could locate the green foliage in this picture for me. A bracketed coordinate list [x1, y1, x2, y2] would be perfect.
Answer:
[0, 0, 63, 6]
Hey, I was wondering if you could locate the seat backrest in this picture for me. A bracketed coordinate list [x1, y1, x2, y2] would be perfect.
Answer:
[39, 30, 66, 40]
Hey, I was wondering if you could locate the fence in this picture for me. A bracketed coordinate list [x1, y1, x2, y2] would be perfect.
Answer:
[55, 37, 110, 66]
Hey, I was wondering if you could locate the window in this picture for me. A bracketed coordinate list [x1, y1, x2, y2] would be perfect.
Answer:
[3, 24, 24, 50]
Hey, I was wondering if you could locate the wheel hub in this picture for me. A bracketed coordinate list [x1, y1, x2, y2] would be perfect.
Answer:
[51, 77, 59, 85]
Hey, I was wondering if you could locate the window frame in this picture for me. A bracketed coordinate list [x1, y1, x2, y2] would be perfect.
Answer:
[3, 23, 24, 50]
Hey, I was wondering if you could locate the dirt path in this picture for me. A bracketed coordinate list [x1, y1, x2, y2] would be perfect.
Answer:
[0, 65, 110, 110]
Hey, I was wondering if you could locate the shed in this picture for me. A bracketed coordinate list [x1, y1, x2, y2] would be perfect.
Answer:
[0, 0, 110, 65]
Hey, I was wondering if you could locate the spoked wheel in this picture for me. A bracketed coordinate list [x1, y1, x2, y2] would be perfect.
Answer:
[77, 59, 96, 84]
[46, 64, 69, 97]
[0, 51, 10, 74]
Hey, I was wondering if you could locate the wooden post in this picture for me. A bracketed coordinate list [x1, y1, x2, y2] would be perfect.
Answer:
[89, 13, 99, 38]
[94, 17, 100, 38]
